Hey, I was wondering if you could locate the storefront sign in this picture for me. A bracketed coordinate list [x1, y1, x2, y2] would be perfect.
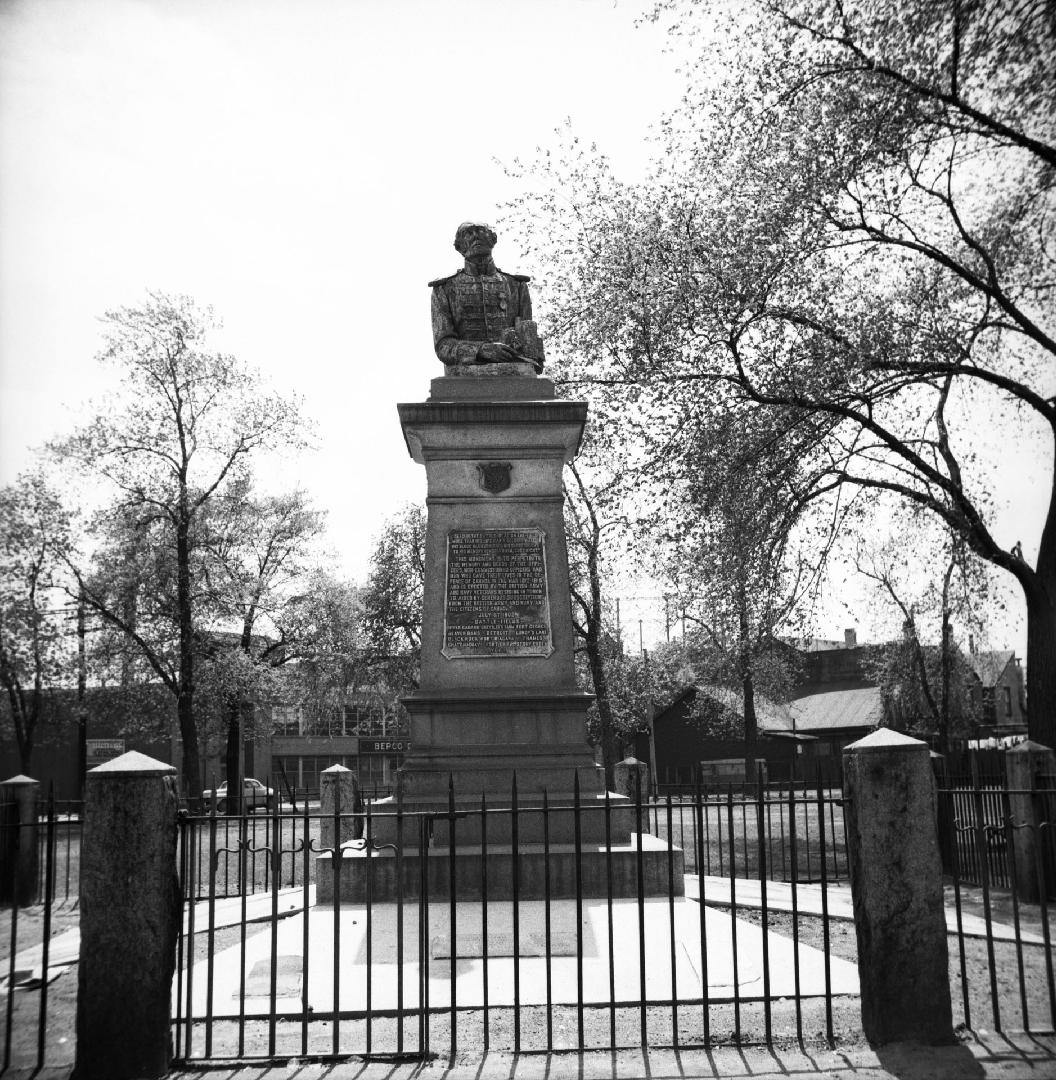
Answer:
[361, 739, 410, 754]
[86, 738, 126, 765]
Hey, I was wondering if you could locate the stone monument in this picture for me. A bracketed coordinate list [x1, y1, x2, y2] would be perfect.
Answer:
[317, 222, 680, 901]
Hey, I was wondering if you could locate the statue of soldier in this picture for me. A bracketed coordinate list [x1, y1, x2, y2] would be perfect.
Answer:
[429, 222, 545, 372]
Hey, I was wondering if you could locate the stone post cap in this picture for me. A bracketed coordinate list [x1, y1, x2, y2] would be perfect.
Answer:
[321, 764, 353, 775]
[88, 750, 176, 776]
[843, 728, 929, 754]
[0, 774, 40, 788]
[1007, 740, 1054, 756]
[617, 757, 644, 766]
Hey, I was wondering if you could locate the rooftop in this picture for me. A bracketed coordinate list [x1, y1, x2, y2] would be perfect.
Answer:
[788, 682, 884, 733]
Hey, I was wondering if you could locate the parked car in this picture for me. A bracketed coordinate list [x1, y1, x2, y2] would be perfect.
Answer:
[201, 778, 276, 812]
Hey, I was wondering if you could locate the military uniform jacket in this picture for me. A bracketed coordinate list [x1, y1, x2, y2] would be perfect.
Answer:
[429, 266, 533, 364]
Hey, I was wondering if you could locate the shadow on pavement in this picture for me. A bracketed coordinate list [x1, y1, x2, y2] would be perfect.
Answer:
[875, 1042, 985, 1079]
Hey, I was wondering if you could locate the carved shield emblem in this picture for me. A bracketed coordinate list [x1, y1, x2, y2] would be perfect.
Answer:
[477, 462, 512, 494]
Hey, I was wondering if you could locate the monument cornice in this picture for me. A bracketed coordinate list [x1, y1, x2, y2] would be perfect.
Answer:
[401, 689, 595, 712]
[397, 401, 587, 425]
[425, 495, 564, 505]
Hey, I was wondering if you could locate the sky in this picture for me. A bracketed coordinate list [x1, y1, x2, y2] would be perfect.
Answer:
[0, 0, 679, 564]
[0, 0, 1045, 657]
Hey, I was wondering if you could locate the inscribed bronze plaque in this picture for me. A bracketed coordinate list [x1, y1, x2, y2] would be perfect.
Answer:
[443, 528, 553, 658]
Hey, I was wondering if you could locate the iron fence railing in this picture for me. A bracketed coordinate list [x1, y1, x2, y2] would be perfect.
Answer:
[172, 774, 850, 1061]
[939, 785, 1056, 1034]
[644, 782, 849, 885]
[0, 792, 81, 1074]
[7, 754, 1055, 1069]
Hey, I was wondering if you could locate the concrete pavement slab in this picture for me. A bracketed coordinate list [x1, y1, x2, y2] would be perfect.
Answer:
[176, 896, 859, 1020]
[687, 874, 1049, 944]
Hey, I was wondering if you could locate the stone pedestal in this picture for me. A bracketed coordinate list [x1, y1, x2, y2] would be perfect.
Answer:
[328, 367, 677, 902]
[390, 372, 615, 821]
[316, 834, 683, 904]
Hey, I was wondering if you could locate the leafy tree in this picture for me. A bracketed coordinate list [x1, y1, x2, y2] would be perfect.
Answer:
[279, 572, 383, 736]
[197, 482, 326, 807]
[854, 521, 986, 750]
[0, 472, 74, 773]
[655, 403, 833, 777]
[362, 504, 425, 696]
[592, 639, 699, 752]
[506, 0, 1055, 742]
[565, 460, 636, 785]
[54, 293, 305, 798]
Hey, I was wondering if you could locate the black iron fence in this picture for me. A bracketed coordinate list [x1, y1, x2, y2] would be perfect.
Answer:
[179, 778, 850, 903]
[644, 781, 849, 885]
[937, 763, 1056, 896]
[171, 775, 852, 1061]
[0, 793, 81, 1074]
[5, 756, 1055, 1070]
[938, 786, 1056, 1034]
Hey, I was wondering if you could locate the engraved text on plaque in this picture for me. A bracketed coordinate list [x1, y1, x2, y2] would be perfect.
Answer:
[443, 528, 553, 658]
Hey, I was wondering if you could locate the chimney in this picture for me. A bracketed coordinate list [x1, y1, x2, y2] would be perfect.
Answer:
[844, 627, 857, 650]
[969, 633, 976, 655]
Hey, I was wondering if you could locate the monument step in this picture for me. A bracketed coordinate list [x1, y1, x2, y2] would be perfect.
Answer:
[315, 835, 684, 904]
[366, 792, 635, 845]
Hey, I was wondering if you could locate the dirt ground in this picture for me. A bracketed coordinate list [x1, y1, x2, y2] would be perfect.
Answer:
[4, 893, 1054, 1070]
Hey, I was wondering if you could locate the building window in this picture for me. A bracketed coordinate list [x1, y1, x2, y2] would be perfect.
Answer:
[272, 705, 303, 735]
[342, 705, 407, 738]
[1003, 686, 1012, 718]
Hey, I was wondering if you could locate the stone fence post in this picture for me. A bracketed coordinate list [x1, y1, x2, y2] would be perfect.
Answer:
[320, 763, 362, 850]
[1006, 741, 1056, 902]
[0, 775, 40, 907]
[613, 757, 649, 801]
[75, 751, 180, 1080]
[842, 729, 953, 1045]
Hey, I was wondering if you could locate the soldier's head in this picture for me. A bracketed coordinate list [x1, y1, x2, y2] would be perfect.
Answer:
[454, 222, 497, 258]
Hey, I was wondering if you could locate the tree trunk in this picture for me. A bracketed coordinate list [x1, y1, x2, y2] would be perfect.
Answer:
[176, 511, 200, 801]
[77, 594, 88, 796]
[742, 664, 759, 785]
[17, 723, 33, 775]
[738, 585, 759, 784]
[1024, 458, 1056, 747]
[939, 611, 951, 756]
[14, 689, 38, 776]
[586, 626, 619, 787]
[583, 508, 619, 787]
[225, 695, 241, 816]
[1025, 577, 1056, 748]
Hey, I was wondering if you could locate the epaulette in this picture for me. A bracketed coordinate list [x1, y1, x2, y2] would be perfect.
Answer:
[507, 273, 531, 282]
[427, 271, 459, 287]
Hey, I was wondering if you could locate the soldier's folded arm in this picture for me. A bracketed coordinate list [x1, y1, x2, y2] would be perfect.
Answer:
[437, 336, 485, 364]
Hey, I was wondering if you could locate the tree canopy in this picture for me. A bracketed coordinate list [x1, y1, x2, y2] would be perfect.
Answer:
[505, 0, 1054, 743]
[54, 292, 306, 797]
[362, 503, 426, 698]
[0, 472, 74, 772]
